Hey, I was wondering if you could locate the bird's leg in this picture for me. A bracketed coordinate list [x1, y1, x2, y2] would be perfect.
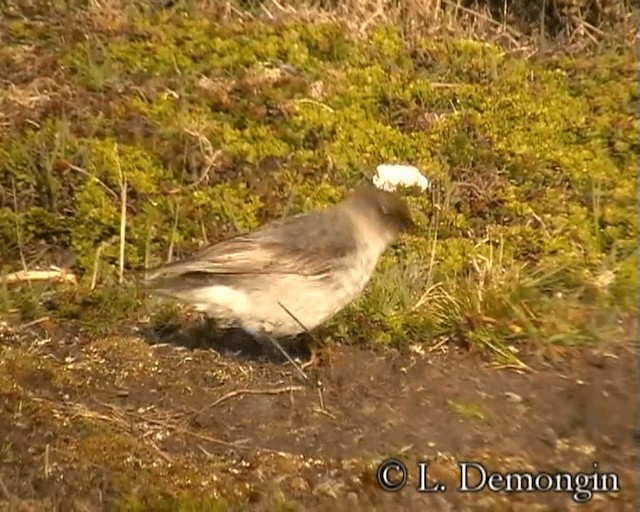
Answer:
[274, 301, 326, 413]
[257, 330, 310, 385]
[277, 301, 323, 373]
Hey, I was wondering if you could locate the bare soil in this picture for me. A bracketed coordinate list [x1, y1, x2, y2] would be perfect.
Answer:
[0, 317, 636, 511]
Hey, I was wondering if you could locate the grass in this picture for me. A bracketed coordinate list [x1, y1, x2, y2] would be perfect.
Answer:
[447, 400, 489, 421]
[0, 1, 636, 366]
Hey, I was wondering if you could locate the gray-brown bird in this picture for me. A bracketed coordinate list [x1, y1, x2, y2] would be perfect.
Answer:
[145, 182, 415, 377]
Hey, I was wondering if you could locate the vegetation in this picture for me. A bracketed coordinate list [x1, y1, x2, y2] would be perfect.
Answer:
[0, 0, 636, 509]
[1, 1, 635, 364]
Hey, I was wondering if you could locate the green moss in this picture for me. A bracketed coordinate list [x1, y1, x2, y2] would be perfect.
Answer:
[46, 286, 142, 333]
[447, 400, 489, 421]
[64, 19, 359, 82]
[120, 494, 232, 512]
[119, 488, 301, 512]
[0, 12, 634, 357]
[1, 345, 83, 391]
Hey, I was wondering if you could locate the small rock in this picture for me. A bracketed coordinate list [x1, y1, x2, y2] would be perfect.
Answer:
[503, 391, 524, 403]
[540, 427, 558, 447]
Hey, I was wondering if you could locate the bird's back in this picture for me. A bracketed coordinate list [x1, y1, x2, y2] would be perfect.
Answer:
[143, 204, 368, 336]
[146, 205, 359, 281]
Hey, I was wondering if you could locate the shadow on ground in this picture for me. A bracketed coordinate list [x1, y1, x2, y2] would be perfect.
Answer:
[138, 316, 314, 365]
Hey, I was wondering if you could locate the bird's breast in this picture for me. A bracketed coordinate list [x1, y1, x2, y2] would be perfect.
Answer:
[337, 245, 383, 300]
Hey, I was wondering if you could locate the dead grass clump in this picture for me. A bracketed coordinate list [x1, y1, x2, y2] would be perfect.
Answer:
[17, 0, 633, 52]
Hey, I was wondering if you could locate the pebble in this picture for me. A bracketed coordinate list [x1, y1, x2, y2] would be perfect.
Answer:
[540, 426, 558, 447]
[503, 391, 524, 403]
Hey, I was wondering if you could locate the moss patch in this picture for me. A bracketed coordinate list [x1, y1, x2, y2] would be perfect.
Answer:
[0, 7, 636, 365]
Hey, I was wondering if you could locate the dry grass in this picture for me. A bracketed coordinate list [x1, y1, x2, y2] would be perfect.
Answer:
[27, 0, 635, 53]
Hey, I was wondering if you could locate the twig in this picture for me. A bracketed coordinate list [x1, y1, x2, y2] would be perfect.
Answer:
[44, 443, 50, 478]
[115, 144, 127, 284]
[0, 475, 14, 501]
[10, 177, 28, 273]
[358, 4, 384, 35]
[2, 268, 77, 285]
[269, 0, 294, 14]
[260, 1, 274, 19]
[312, 381, 336, 418]
[20, 316, 50, 329]
[69, 401, 129, 428]
[539, 0, 547, 47]
[41, 397, 248, 464]
[167, 202, 180, 263]
[582, 20, 604, 36]
[198, 444, 214, 458]
[175, 427, 249, 449]
[122, 402, 255, 449]
[144, 228, 152, 280]
[227, 2, 255, 20]
[289, 98, 334, 113]
[200, 385, 304, 413]
[90, 245, 103, 291]
[70, 401, 179, 461]
[67, 163, 119, 201]
[428, 337, 449, 353]
[492, 361, 536, 374]
[312, 406, 336, 419]
[146, 439, 173, 464]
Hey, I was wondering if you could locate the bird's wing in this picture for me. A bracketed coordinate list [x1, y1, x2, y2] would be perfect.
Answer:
[145, 209, 356, 281]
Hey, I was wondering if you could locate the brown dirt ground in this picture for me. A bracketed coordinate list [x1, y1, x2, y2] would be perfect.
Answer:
[0, 316, 637, 511]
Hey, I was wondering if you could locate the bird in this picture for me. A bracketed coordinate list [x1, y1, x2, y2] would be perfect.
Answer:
[144, 181, 415, 379]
